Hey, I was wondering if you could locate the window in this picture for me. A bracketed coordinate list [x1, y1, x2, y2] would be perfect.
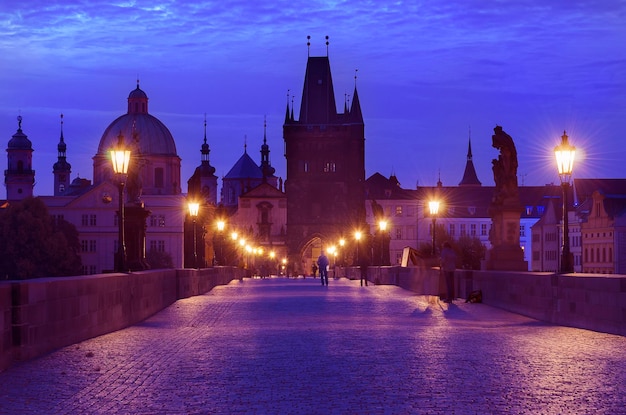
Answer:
[395, 205, 403, 216]
[481, 224, 487, 236]
[537, 206, 545, 215]
[323, 162, 336, 173]
[449, 224, 455, 236]
[470, 224, 476, 236]
[395, 228, 402, 239]
[80, 240, 96, 252]
[150, 240, 166, 253]
[81, 214, 88, 226]
[150, 215, 166, 227]
[90, 214, 96, 226]
[460, 224, 466, 236]
[520, 225, 525, 237]
[526, 206, 533, 215]
[155, 168, 164, 188]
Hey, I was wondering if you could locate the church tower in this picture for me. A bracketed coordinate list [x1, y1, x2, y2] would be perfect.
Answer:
[187, 116, 218, 205]
[5, 115, 35, 201]
[283, 42, 366, 268]
[53, 114, 72, 195]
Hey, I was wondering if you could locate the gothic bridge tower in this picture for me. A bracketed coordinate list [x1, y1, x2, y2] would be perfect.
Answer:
[283, 45, 366, 272]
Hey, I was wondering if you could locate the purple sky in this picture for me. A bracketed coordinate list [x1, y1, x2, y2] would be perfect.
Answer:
[1, 1, 625, 197]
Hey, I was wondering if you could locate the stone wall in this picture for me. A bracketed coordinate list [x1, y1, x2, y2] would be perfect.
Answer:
[344, 266, 626, 337]
[0, 267, 243, 372]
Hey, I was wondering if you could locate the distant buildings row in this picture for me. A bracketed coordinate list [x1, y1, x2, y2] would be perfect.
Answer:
[3, 52, 625, 276]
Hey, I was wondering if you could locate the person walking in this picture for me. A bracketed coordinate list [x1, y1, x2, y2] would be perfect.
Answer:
[440, 241, 457, 303]
[317, 251, 330, 286]
[311, 262, 318, 278]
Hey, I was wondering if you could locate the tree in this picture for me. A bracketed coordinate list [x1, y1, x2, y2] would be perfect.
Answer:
[456, 235, 487, 270]
[146, 248, 174, 269]
[0, 197, 82, 279]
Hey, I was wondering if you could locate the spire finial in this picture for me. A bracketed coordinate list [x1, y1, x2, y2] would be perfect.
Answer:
[60, 113, 65, 140]
[325, 35, 329, 56]
[307, 35, 311, 57]
[204, 113, 207, 143]
[17, 114, 22, 130]
[136, 76, 140, 89]
[354, 68, 358, 87]
[264, 115, 268, 144]
[244, 135, 247, 153]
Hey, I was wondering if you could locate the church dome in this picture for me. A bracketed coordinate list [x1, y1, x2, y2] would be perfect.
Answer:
[95, 85, 177, 156]
[96, 113, 177, 155]
[8, 117, 32, 150]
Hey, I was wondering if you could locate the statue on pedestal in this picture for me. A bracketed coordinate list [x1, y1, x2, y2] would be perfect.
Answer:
[484, 126, 528, 271]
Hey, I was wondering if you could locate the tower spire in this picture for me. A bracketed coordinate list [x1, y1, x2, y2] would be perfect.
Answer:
[458, 128, 482, 186]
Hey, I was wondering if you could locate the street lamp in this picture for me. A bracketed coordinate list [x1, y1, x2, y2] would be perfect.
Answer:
[110, 133, 131, 273]
[554, 130, 575, 273]
[378, 220, 387, 265]
[188, 201, 200, 268]
[428, 200, 440, 256]
[355, 231, 362, 263]
[216, 220, 225, 265]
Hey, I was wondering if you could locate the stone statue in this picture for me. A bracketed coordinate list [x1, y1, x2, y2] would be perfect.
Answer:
[484, 126, 528, 271]
[491, 126, 519, 206]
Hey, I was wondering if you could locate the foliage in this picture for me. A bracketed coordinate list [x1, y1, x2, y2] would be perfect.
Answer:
[0, 197, 82, 279]
[146, 248, 174, 269]
[456, 235, 487, 270]
[417, 224, 486, 270]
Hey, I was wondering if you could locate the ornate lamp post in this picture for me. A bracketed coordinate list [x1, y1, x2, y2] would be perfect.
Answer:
[378, 220, 387, 265]
[216, 220, 225, 265]
[428, 200, 440, 256]
[110, 133, 131, 273]
[188, 201, 200, 268]
[554, 131, 575, 273]
[354, 231, 362, 264]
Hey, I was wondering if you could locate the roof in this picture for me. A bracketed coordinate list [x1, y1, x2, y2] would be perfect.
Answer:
[573, 178, 626, 205]
[365, 173, 414, 200]
[224, 151, 262, 180]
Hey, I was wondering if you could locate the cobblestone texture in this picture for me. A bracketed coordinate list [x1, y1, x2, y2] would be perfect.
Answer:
[1, 277, 625, 414]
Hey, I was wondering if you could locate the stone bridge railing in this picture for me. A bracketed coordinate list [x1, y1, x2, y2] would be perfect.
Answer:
[0, 267, 244, 372]
[341, 265, 626, 338]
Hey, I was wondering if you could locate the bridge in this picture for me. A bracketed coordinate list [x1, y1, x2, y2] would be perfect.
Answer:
[1, 276, 625, 414]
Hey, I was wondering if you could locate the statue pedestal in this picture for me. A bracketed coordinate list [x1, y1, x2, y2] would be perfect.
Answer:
[484, 204, 528, 271]
[125, 202, 151, 271]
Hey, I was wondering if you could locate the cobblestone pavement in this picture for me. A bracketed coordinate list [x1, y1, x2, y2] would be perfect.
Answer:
[1, 277, 625, 415]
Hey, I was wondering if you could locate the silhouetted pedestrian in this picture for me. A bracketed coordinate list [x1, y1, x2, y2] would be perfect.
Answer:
[440, 241, 457, 303]
[359, 255, 369, 286]
[317, 251, 329, 286]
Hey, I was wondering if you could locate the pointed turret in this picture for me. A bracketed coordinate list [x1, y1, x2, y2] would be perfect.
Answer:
[350, 86, 363, 123]
[459, 137, 482, 186]
[260, 117, 275, 182]
[53, 114, 72, 195]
